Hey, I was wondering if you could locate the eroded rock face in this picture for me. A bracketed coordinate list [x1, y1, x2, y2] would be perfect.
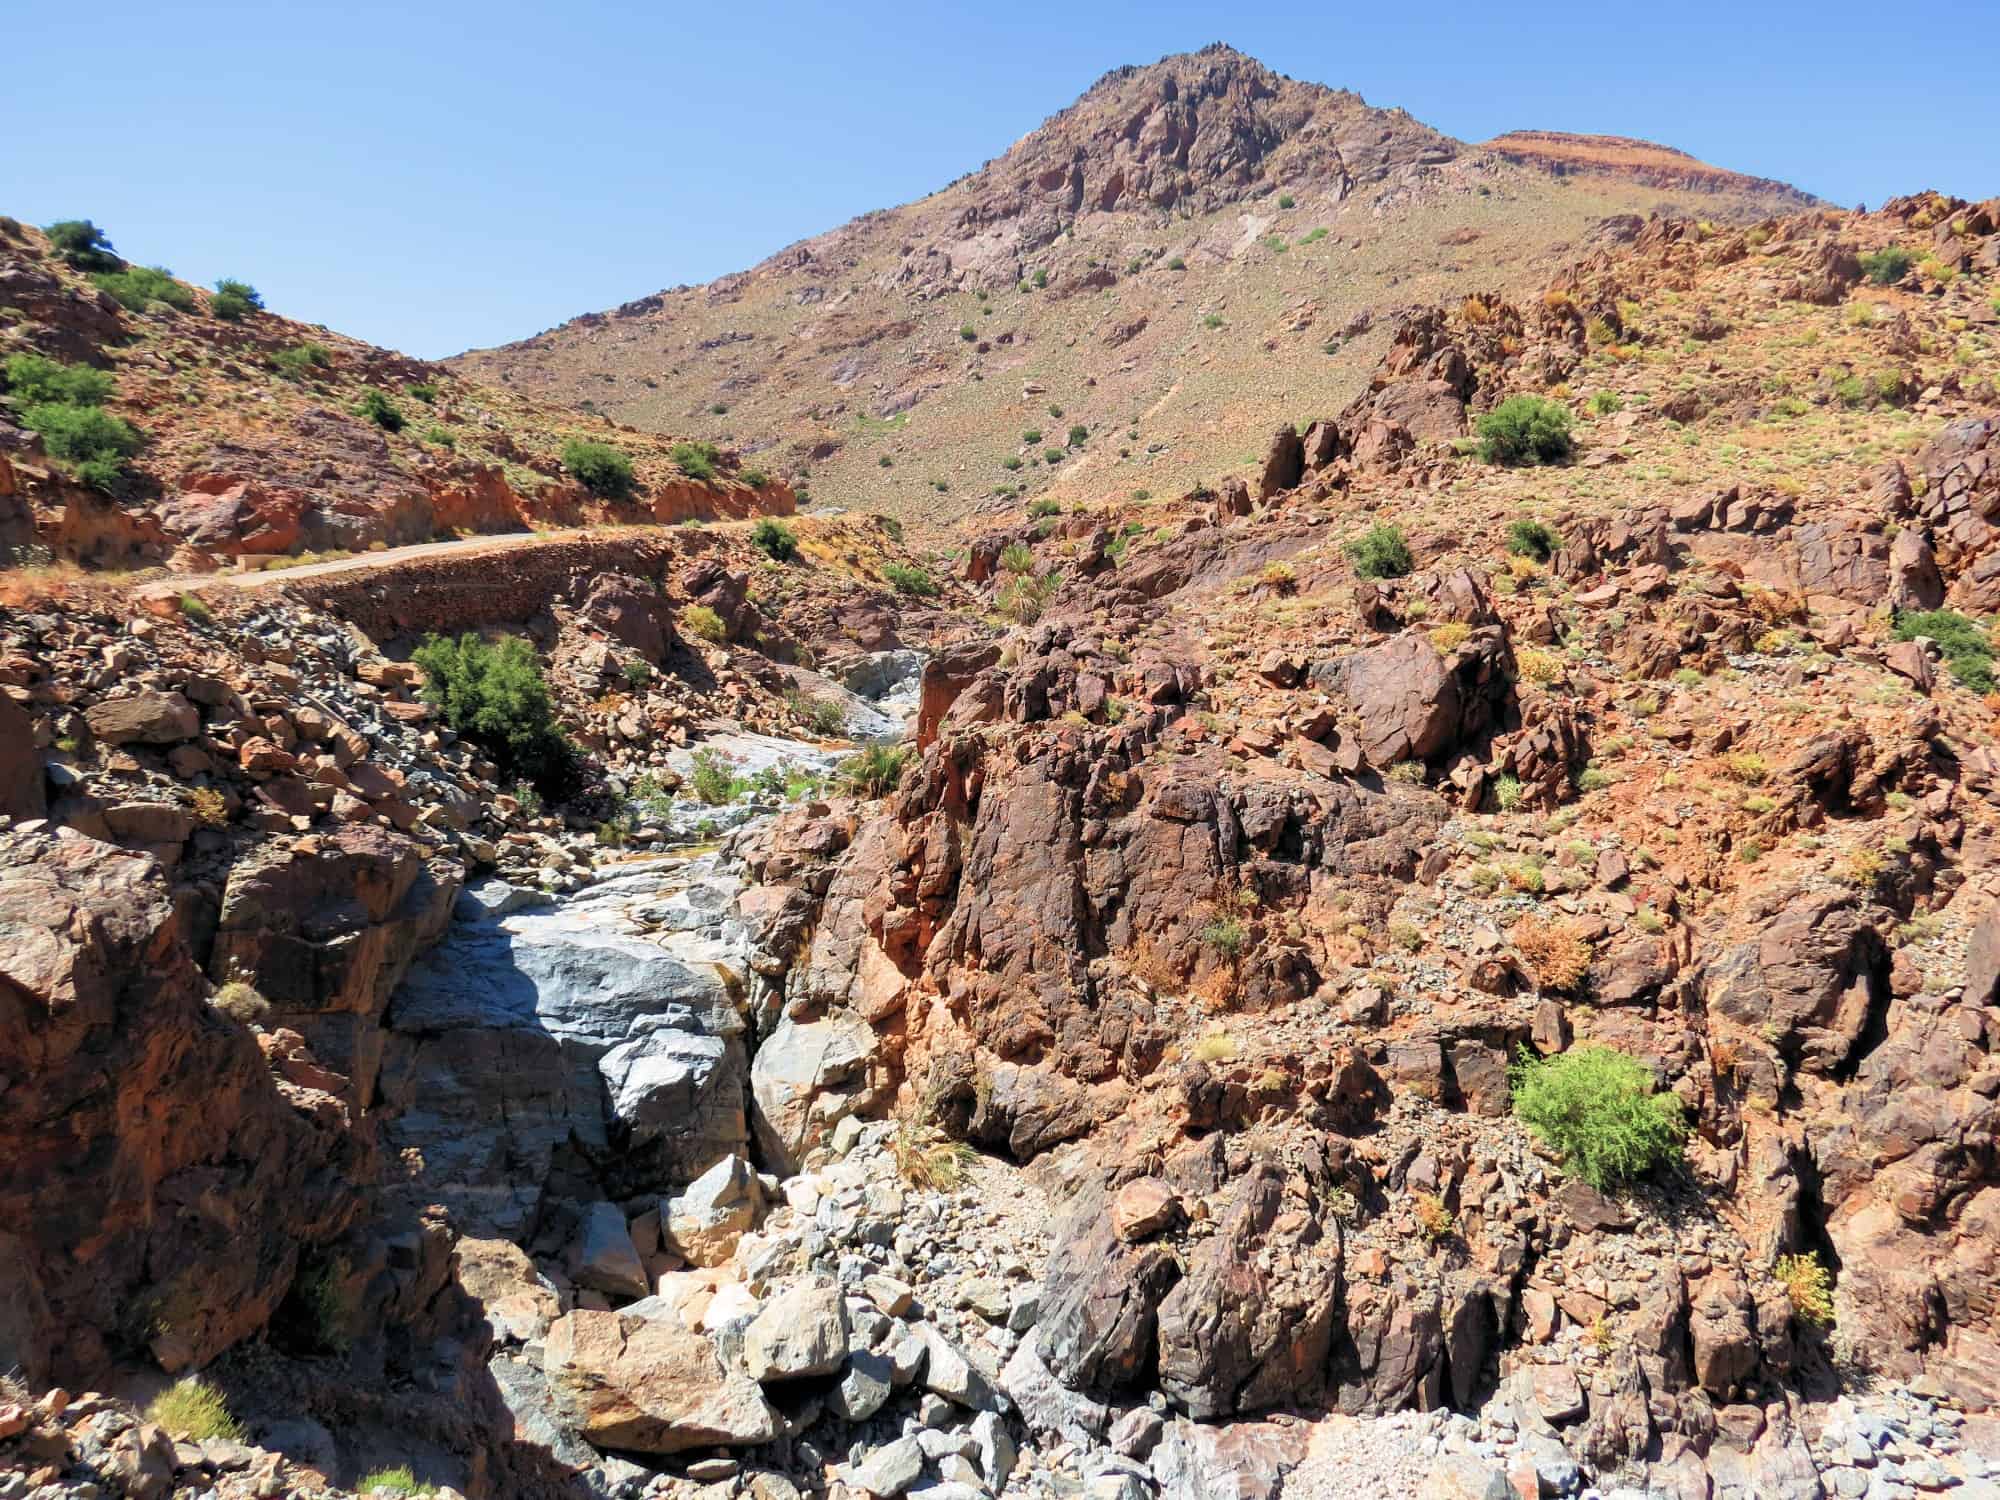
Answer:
[0, 828, 358, 1386]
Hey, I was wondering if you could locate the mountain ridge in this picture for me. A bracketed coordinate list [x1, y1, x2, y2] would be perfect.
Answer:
[448, 44, 1820, 525]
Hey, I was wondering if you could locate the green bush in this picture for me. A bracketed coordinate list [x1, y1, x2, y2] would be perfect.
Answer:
[144, 1377, 242, 1442]
[561, 438, 634, 499]
[1893, 609, 1994, 692]
[1043, 447, 1064, 464]
[959, 323, 977, 341]
[882, 562, 937, 597]
[412, 633, 576, 797]
[353, 389, 405, 432]
[211, 278, 263, 321]
[1506, 518, 1562, 562]
[19, 401, 142, 490]
[92, 265, 195, 313]
[670, 439, 719, 481]
[355, 1467, 434, 1498]
[3, 352, 114, 408]
[1589, 390, 1623, 415]
[406, 380, 439, 403]
[1026, 497, 1061, 518]
[1066, 423, 1088, 448]
[1345, 522, 1413, 580]
[835, 743, 910, 798]
[1510, 1045, 1686, 1190]
[1000, 541, 1036, 574]
[681, 604, 726, 643]
[423, 424, 454, 448]
[739, 467, 769, 488]
[1166, 256, 1186, 271]
[690, 748, 744, 805]
[272, 342, 331, 379]
[751, 517, 798, 561]
[44, 219, 122, 271]
[1277, 193, 1295, 210]
[1476, 396, 1574, 467]
[1859, 247, 1912, 285]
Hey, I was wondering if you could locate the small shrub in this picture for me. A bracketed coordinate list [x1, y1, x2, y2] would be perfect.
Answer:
[1260, 560, 1297, 593]
[210, 979, 270, 1025]
[405, 380, 438, 403]
[997, 574, 1052, 623]
[353, 389, 405, 432]
[44, 218, 122, 271]
[1859, 246, 1912, 285]
[1066, 423, 1088, 448]
[4, 352, 115, 407]
[412, 633, 575, 798]
[893, 1115, 976, 1190]
[423, 424, 454, 448]
[1000, 541, 1036, 575]
[1167, 256, 1186, 271]
[1429, 622, 1471, 652]
[1277, 192, 1295, 209]
[1510, 1045, 1687, 1190]
[145, 1377, 243, 1442]
[1192, 1031, 1238, 1063]
[1477, 396, 1573, 466]
[882, 562, 937, 597]
[1412, 1192, 1456, 1242]
[18, 400, 142, 490]
[1511, 915, 1592, 991]
[1202, 313, 1224, 329]
[272, 342, 331, 379]
[1775, 1251, 1835, 1327]
[1893, 609, 1993, 692]
[356, 1468, 435, 1497]
[1515, 648, 1561, 685]
[741, 467, 770, 488]
[189, 786, 228, 828]
[689, 748, 743, 805]
[670, 439, 720, 481]
[751, 517, 798, 561]
[93, 265, 195, 313]
[836, 743, 911, 798]
[561, 438, 634, 499]
[1493, 773, 1525, 812]
[682, 604, 726, 643]
[1345, 522, 1413, 580]
[1201, 916, 1247, 957]
[211, 278, 263, 321]
[1506, 518, 1562, 561]
[1043, 446, 1064, 464]
[1002, 455, 1023, 471]
[1589, 390, 1623, 415]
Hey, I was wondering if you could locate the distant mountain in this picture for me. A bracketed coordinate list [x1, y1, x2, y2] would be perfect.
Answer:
[449, 44, 1817, 525]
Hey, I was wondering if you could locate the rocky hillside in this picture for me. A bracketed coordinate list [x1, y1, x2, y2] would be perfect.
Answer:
[449, 45, 1817, 528]
[0, 218, 794, 571]
[1480, 131, 1822, 207]
[5, 175, 2000, 1500]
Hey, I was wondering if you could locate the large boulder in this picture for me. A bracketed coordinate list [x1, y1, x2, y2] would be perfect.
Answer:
[740, 1279, 849, 1381]
[0, 828, 357, 1387]
[543, 1308, 778, 1453]
[1313, 629, 1513, 767]
[1035, 1199, 1179, 1393]
[748, 1011, 881, 1173]
[84, 691, 199, 745]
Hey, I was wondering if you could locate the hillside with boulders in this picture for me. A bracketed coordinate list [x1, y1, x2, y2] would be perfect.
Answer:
[0, 217, 794, 573]
[449, 44, 1819, 529]
[3, 77, 2000, 1500]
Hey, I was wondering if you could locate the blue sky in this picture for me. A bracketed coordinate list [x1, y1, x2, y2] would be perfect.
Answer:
[6, 1, 1988, 360]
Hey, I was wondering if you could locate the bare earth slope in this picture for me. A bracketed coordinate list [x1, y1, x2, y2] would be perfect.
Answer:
[449, 44, 1818, 529]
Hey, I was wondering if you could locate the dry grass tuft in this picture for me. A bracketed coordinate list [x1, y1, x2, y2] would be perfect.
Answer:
[1511, 914, 1592, 991]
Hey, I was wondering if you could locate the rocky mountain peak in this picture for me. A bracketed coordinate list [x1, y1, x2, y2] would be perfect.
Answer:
[952, 44, 1456, 239]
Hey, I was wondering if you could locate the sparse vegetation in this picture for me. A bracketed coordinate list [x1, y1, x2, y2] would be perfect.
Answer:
[1412, 1192, 1456, 1242]
[1505, 518, 1562, 562]
[561, 438, 635, 499]
[1345, 522, 1413, 580]
[1510, 1045, 1687, 1190]
[1477, 396, 1574, 467]
[355, 1467, 435, 1498]
[1775, 1251, 1835, 1327]
[751, 518, 799, 561]
[1201, 915, 1247, 957]
[682, 604, 726, 644]
[670, 439, 721, 481]
[144, 1377, 243, 1442]
[1893, 609, 1993, 692]
[835, 743, 911, 798]
[353, 388, 405, 432]
[272, 341, 332, 379]
[1511, 915, 1592, 991]
[882, 562, 937, 597]
[93, 264, 196, 313]
[1859, 246, 1912, 285]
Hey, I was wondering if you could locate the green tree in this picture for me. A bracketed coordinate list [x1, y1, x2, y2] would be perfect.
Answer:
[44, 219, 122, 271]
[211, 278, 263, 321]
[1345, 522, 1413, 579]
[561, 438, 635, 499]
[353, 388, 405, 432]
[411, 634, 577, 797]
